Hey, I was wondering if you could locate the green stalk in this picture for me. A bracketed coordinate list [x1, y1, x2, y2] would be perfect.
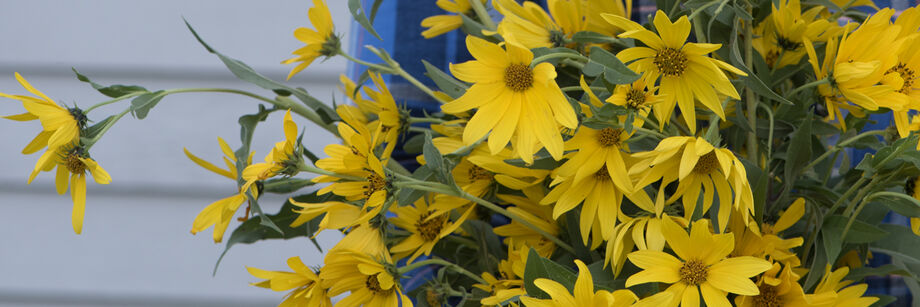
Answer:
[83, 92, 146, 113]
[397, 258, 487, 284]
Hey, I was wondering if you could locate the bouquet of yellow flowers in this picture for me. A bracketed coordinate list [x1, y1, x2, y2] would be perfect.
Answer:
[6, 0, 920, 306]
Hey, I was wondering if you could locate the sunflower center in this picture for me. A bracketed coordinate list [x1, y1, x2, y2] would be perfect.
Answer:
[468, 164, 494, 181]
[776, 36, 802, 52]
[654, 48, 687, 77]
[626, 89, 646, 109]
[64, 150, 86, 174]
[597, 127, 623, 147]
[504, 64, 534, 92]
[753, 284, 782, 307]
[416, 211, 447, 241]
[593, 166, 611, 181]
[761, 223, 776, 235]
[765, 50, 780, 68]
[68, 107, 88, 129]
[692, 151, 718, 174]
[426, 288, 442, 306]
[363, 172, 387, 198]
[887, 63, 915, 94]
[320, 34, 341, 57]
[679, 259, 709, 286]
[365, 274, 390, 295]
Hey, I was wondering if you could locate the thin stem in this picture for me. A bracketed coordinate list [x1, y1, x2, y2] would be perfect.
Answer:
[468, 0, 496, 31]
[830, 0, 858, 19]
[392, 63, 451, 104]
[408, 126, 431, 133]
[801, 130, 886, 174]
[408, 116, 446, 124]
[338, 51, 394, 73]
[398, 258, 487, 284]
[531, 53, 588, 67]
[756, 103, 775, 164]
[633, 127, 667, 139]
[297, 163, 366, 181]
[787, 78, 829, 98]
[84, 92, 145, 113]
[560, 85, 606, 92]
[744, 10, 759, 167]
[560, 58, 586, 70]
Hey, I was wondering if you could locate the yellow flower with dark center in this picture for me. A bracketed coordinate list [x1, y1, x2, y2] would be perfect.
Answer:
[29, 145, 111, 234]
[282, 0, 339, 80]
[319, 249, 413, 307]
[493, 193, 559, 257]
[421, 0, 485, 39]
[474, 243, 528, 306]
[520, 259, 673, 307]
[242, 110, 301, 192]
[603, 11, 746, 133]
[441, 35, 577, 164]
[390, 194, 474, 263]
[882, 8, 920, 138]
[625, 217, 772, 307]
[603, 77, 666, 128]
[803, 9, 906, 130]
[247, 256, 332, 307]
[754, 0, 840, 69]
[630, 136, 755, 232]
[315, 153, 390, 209]
[186, 138, 258, 243]
[810, 266, 879, 307]
[734, 262, 819, 307]
[494, 0, 585, 49]
[361, 73, 406, 159]
[605, 215, 683, 277]
[2, 72, 84, 154]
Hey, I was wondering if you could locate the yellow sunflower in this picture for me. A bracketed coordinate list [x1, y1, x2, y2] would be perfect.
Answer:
[754, 0, 840, 69]
[474, 243, 528, 306]
[605, 215, 680, 276]
[811, 266, 878, 307]
[441, 35, 577, 164]
[241, 110, 301, 192]
[493, 193, 559, 257]
[803, 9, 905, 130]
[603, 77, 666, 128]
[734, 262, 817, 307]
[319, 249, 413, 307]
[494, 0, 586, 49]
[247, 256, 332, 307]
[520, 259, 673, 307]
[625, 217, 772, 307]
[630, 136, 755, 232]
[283, 0, 339, 80]
[390, 194, 474, 263]
[1, 72, 83, 154]
[603, 10, 746, 133]
[186, 138, 258, 243]
[421, 0, 485, 39]
[29, 145, 111, 234]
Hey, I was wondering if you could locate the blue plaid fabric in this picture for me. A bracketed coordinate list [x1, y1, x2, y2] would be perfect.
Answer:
[348, 0, 918, 304]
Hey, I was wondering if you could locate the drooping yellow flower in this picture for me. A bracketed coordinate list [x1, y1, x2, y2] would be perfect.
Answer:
[186, 138, 257, 243]
[625, 217, 772, 307]
[541, 126, 655, 245]
[247, 256, 332, 307]
[474, 243, 528, 306]
[283, 0, 339, 80]
[242, 110, 301, 192]
[583, 0, 632, 37]
[811, 266, 879, 307]
[493, 193, 559, 257]
[494, 0, 586, 49]
[30, 145, 111, 234]
[803, 9, 905, 130]
[603, 10, 746, 133]
[630, 136, 755, 232]
[520, 259, 672, 307]
[390, 194, 474, 263]
[421, 0, 485, 38]
[319, 249, 413, 307]
[360, 73, 406, 159]
[605, 215, 679, 276]
[735, 262, 821, 307]
[1, 72, 83, 154]
[315, 152, 390, 209]
[289, 200, 368, 236]
[441, 35, 577, 164]
[754, 0, 840, 69]
[603, 77, 666, 128]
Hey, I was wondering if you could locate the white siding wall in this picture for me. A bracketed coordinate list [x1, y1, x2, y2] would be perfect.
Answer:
[0, 1, 351, 305]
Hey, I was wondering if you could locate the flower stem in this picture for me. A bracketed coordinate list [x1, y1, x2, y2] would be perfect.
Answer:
[787, 78, 829, 98]
[83, 107, 131, 150]
[408, 116, 446, 124]
[338, 51, 394, 73]
[398, 258, 487, 284]
[468, 0, 496, 31]
[84, 92, 146, 113]
[531, 53, 588, 67]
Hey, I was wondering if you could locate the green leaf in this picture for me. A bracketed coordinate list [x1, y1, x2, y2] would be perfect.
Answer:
[524, 248, 577, 299]
[461, 220, 503, 273]
[871, 224, 920, 263]
[821, 224, 842, 266]
[396, 165, 434, 206]
[824, 215, 889, 244]
[422, 59, 468, 99]
[348, 0, 382, 40]
[785, 114, 812, 185]
[213, 192, 330, 274]
[570, 31, 619, 44]
[368, 0, 384, 22]
[872, 192, 920, 217]
[72, 68, 148, 98]
[532, 47, 582, 66]
[846, 264, 913, 281]
[184, 19, 337, 123]
[81, 115, 116, 140]
[130, 90, 165, 119]
[261, 178, 315, 194]
[423, 132, 453, 185]
[803, 237, 827, 290]
[584, 46, 640, 84]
